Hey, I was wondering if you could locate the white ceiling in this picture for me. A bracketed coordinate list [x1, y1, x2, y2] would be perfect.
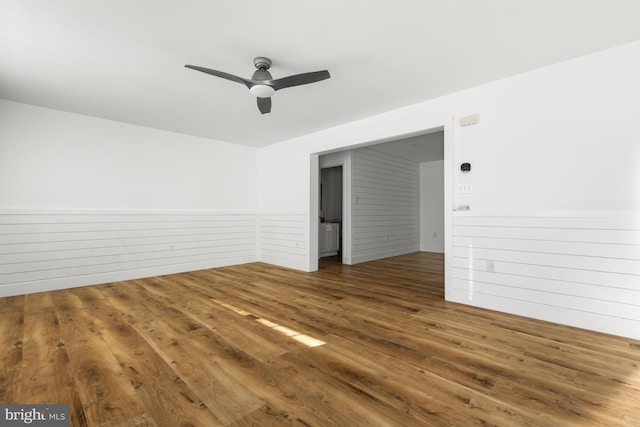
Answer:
[2, 1, 640, 148]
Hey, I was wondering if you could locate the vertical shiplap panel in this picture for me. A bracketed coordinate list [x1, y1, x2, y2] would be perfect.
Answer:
[351, 148, 420, 264]
[451, 214, 640, 339]
[0, 210, 257, 297]
[258, 212, 307, 270]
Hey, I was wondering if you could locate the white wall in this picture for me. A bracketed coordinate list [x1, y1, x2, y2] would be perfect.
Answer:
[258, 41, 640, 339]
[0, 100, 257, 211]
[420, 160, 444, 253]
[0, 100, 259, 296]
[258, 212, 307, 270]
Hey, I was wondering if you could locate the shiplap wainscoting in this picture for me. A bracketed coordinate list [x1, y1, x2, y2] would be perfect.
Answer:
[258, 212, 308, 270]
[0, 210, 257, 297]
[351, 148, 420, 264]
[452, 214, 640, 339]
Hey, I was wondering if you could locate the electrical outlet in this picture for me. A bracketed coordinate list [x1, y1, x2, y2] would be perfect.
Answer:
[486, 260, 495, 272]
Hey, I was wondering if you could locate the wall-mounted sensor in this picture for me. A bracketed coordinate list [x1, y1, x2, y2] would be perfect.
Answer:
[460, 163, 471, 173]
[459, 114, 480, 127]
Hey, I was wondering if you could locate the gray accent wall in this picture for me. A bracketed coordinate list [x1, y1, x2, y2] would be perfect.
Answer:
[351, 147, 420, 264]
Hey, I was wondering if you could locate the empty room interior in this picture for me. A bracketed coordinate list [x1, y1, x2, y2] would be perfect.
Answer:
[1, 2, 640, 426]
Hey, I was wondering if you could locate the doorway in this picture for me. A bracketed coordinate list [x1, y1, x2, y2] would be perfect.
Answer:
[310, 124, 452, 301]
[319, 166, 343, 261]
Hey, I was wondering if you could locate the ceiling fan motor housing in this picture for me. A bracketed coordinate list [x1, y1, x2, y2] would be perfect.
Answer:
[253, 57, 272, 70]
[250, 57, 274, 97]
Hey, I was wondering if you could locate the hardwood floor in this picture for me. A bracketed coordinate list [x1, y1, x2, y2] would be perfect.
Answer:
[1, 252, 639, 426]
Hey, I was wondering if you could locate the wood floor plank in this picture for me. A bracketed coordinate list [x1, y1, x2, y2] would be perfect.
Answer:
[1, 252, 639, 426]
[489, 377, 635, 427]
[0, 295, 24, 403]
[51, 291, 150, 427]
[270, 350, 417, 426]
[72, 286, 225, 427]
[126, 284, 347, 426]
[318, 333, 558, 427]
[142, 274, 296, 360]
[181, 271, 333, 340]
[18, 292, 88, 426]
[102, 281, 266, 425]
[227, 404, 310, 427]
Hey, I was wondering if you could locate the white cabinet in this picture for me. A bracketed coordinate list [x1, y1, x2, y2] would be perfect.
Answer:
[319, 222, 340, 257]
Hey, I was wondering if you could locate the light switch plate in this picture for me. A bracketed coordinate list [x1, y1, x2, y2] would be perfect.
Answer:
[457, 184, 473, 193]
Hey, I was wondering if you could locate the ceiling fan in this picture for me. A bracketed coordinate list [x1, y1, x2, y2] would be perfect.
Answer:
[185, 57, 330, 114]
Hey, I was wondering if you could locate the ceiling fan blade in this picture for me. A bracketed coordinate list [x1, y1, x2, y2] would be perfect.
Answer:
[185, 65, 253, 88]
[269, 70, 330, 91]
[257, 97, 271, 114]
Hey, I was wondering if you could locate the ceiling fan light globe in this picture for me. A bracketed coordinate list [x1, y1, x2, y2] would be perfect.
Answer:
[250, 85, 275, 98]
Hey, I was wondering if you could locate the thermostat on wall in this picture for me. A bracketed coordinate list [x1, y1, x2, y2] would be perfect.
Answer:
[460, 162, 471, 173]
